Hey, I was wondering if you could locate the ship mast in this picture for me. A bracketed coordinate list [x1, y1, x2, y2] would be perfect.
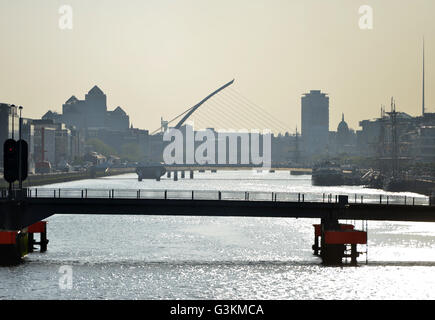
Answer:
[387, 98, 399, 179]
[422, 37, 425, 116]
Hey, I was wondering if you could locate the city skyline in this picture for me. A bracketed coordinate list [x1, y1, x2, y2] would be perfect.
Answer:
[0, 0, 434, 133]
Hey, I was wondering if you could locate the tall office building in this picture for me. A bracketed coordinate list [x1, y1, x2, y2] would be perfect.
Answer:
[301, 90, 329, 156]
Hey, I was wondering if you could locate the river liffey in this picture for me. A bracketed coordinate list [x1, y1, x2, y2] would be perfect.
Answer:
[1, 171, 435, 299]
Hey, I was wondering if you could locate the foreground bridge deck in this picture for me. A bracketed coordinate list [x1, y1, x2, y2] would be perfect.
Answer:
[0, 188, 434, 230]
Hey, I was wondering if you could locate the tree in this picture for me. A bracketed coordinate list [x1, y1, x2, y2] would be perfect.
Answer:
[120, 142, 145, 162]
[86, 138, 117, 157]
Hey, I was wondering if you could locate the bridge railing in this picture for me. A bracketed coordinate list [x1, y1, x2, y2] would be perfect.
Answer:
[0, 188, 429, 206]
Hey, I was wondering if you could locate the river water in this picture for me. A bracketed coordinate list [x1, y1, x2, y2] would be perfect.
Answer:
[1, 170, 435, 300]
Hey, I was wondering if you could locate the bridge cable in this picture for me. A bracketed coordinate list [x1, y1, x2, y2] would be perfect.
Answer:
[227, 87, 291, 131]
[208, 95, 271, 130]
[213, 94, 285, 133]
[222, 91, 289, 134]
[204, 98, 264, 130]
[216, 92, 286, 132]
[189, 100, 241, 130]
[194, 99, 247, 130]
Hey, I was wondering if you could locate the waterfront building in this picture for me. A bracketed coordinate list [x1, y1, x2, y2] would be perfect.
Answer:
[356, 110, 435, 163]
[51, 86, 130, 132]
[41, 86, 136, 162]
[32, 119, 77, 167]
[21, 118, 35, 173]
[416, 126, 435, 162]
[33, 124, 56, 166]
[271, 132, 297, 165]
[87, 127, 150, 158]
[148, 133, 164, 163]
[106, 106, 130, 132]
[70, 127, 85, 162]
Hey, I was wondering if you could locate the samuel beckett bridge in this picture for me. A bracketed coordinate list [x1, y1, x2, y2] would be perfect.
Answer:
[151, 79, 291, 136]
[138, 79, 302, 180]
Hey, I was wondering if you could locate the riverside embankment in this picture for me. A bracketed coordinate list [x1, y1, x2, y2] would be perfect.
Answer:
[0, 167, 135, 188]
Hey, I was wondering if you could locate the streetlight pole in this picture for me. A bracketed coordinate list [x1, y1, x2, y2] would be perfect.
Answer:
[18, 106, 23, 190]
[11, 104, 15, 140]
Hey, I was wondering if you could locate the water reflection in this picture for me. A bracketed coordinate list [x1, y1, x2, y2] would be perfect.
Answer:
[1, 171, 434, 299]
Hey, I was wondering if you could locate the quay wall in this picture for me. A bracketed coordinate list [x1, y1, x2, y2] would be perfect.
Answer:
[0, 168, 135, 188]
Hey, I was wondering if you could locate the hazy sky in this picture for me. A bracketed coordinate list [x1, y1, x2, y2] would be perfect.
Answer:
[0, 0, 433, 133]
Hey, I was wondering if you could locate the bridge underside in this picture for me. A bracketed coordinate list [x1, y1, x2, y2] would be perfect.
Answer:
[1, 198, 434, 230]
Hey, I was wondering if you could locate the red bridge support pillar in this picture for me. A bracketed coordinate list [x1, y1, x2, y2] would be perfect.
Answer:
[313, 221, 367, 266]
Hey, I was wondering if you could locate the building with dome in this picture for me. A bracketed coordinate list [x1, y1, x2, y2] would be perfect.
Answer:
[328, 113, 357, 156]
[337, 113, 351, 146]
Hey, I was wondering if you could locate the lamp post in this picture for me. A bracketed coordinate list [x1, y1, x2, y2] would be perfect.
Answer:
[11, 104, 16, 140]
[18, 106, 23, 190]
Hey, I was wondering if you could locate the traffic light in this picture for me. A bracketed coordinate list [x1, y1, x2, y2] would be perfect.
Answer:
[3, 139, 18, 183]
[3, 139, 28, 184]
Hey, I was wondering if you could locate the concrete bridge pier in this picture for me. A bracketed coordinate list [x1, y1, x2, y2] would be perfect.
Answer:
[181, 171, 185, 179]
[174, 171, 178, 181]
[167, 171, 171, 178]
[190, 170, 194, 179]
